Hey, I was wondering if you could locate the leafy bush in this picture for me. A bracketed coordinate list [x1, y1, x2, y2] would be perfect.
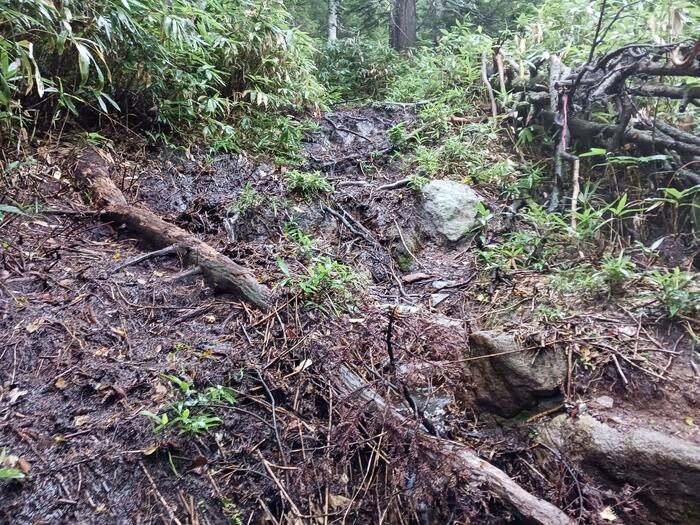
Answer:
[316, 38, 399, 101]
[0, 0, 325, 154]
[515, 0, 700, 65]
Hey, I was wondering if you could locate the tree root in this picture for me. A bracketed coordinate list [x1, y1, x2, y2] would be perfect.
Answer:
[333, 365, 575, 525]
[75, 150, 272, 311]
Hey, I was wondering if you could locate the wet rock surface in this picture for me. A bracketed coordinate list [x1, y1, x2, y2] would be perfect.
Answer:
[539, 413, 700, 524]
[466, 331, 566, 417]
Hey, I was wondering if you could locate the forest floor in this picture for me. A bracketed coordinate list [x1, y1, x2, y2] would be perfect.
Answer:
[1, 106, 699, 524]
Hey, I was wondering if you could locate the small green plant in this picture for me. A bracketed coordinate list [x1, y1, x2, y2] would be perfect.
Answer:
[0, 204, 26, 222]
[414, 145, 441, 176]
[597, 252, 636, 293]
[646, 186, 700, 234]
[285, 170, 333, 197]
[549, 265, 601, 294]
[388, 122, 408, 147]
[406, 173, 429, 191]
[222, 499, 244, 525]
[279, 256, 359, 314]
[141, 375, 237, 436]
[229, 183, 262, 216]
[284, 221, 315, 257]
[647, 267, 699, 319]
[0, 449, 26, 481]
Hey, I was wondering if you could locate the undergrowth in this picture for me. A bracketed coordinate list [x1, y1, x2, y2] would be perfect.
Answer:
[1, 0, 325, 156]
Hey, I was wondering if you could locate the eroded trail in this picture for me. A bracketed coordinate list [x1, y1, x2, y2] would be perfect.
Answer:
[1, 107, 699, 524]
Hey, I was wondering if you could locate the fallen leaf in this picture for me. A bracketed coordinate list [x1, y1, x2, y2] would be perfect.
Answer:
[402, 272, 432, 283]
[25, 319, 46, 334]
[293, 359, 313, 374]
[328, 494, 352, 508]
[17, 458, 31, 474]
[110, 326, 127, 339]
[204, 315, 216, 323]
[142, 444, 159, 456]
[74, 415, 90, 427]
[54, 378, 68, 390]
[684, 416, 696, 427]
[599, 506, 617, 522]
[8, 388, 28, 404]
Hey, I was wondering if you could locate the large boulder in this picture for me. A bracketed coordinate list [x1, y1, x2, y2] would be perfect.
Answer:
[466, 331, 566, 417]
[421, 180, 482, 242]
[539, 414, 700, 524]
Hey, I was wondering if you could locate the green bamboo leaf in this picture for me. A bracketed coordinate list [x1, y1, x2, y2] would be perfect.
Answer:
[74, 42, 91, 84]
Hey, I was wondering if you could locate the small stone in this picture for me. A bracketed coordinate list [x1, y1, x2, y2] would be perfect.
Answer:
[431, 280, 454, 290]
[431, 292, 450, 306]
[594, 395, 615, 409]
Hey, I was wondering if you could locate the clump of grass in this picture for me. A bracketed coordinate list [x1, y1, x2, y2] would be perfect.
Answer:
[228, 182, 262, 216]
[284, 221, 315, 257]
[285, 170, 333, 197]
[278, 256, 360, 314]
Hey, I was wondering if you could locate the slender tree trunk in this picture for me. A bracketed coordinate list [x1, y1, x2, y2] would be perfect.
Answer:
[327, 0, 338, 43]
[390, 0, 416, 51]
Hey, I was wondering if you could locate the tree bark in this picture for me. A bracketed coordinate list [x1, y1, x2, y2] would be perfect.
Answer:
[327, 0, 338, 43]
[75, 151, 272, 311]
[390, 0, 416, 51]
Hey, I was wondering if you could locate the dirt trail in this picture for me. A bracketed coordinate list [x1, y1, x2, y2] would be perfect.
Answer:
[1, 107, 698, 524]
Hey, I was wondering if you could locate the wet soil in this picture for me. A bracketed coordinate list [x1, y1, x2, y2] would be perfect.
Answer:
[1, 107, 698, 524]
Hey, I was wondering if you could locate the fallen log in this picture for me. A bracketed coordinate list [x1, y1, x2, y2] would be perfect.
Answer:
[75, 150, 272, 310]
[334, 365, 575, 525]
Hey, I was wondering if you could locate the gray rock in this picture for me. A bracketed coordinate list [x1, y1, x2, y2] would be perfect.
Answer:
[421, 180, 482, 242]
[466, 331, 566, 417]
[539, 414, 700, 523]
[593, 395, 614, 409]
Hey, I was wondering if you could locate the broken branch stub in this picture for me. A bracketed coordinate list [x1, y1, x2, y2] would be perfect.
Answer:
[75, 151, 272, 311]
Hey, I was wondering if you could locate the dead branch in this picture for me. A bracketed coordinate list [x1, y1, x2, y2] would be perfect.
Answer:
[75, 150, 272, 310]
[333, 365, 575, 525]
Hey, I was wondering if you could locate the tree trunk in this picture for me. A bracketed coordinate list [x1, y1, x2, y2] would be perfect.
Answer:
[327, 0, 338, 43]
[390, 0, 416, 51]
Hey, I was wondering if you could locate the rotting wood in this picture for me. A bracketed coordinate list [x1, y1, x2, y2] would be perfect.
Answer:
[75, 150, 272, 311]
[333, 365, 575, 525]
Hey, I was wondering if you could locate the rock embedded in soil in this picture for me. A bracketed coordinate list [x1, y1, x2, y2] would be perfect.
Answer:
[538, 413, 700, 524]
[420, 180, 482, 242]
[466, 331, 566, 417]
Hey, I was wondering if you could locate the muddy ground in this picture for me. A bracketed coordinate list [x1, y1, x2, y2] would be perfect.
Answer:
[1, 106, 698, 524]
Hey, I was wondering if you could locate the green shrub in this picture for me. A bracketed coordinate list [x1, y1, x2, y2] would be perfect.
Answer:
[316, 38, 399, 101]
[0, 0, 326, 155]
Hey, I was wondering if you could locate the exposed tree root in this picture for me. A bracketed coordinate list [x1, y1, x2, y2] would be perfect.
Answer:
[334, 365, 575, 525]
[509, 41, 700, 196]
[75, 150, 272, 310]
